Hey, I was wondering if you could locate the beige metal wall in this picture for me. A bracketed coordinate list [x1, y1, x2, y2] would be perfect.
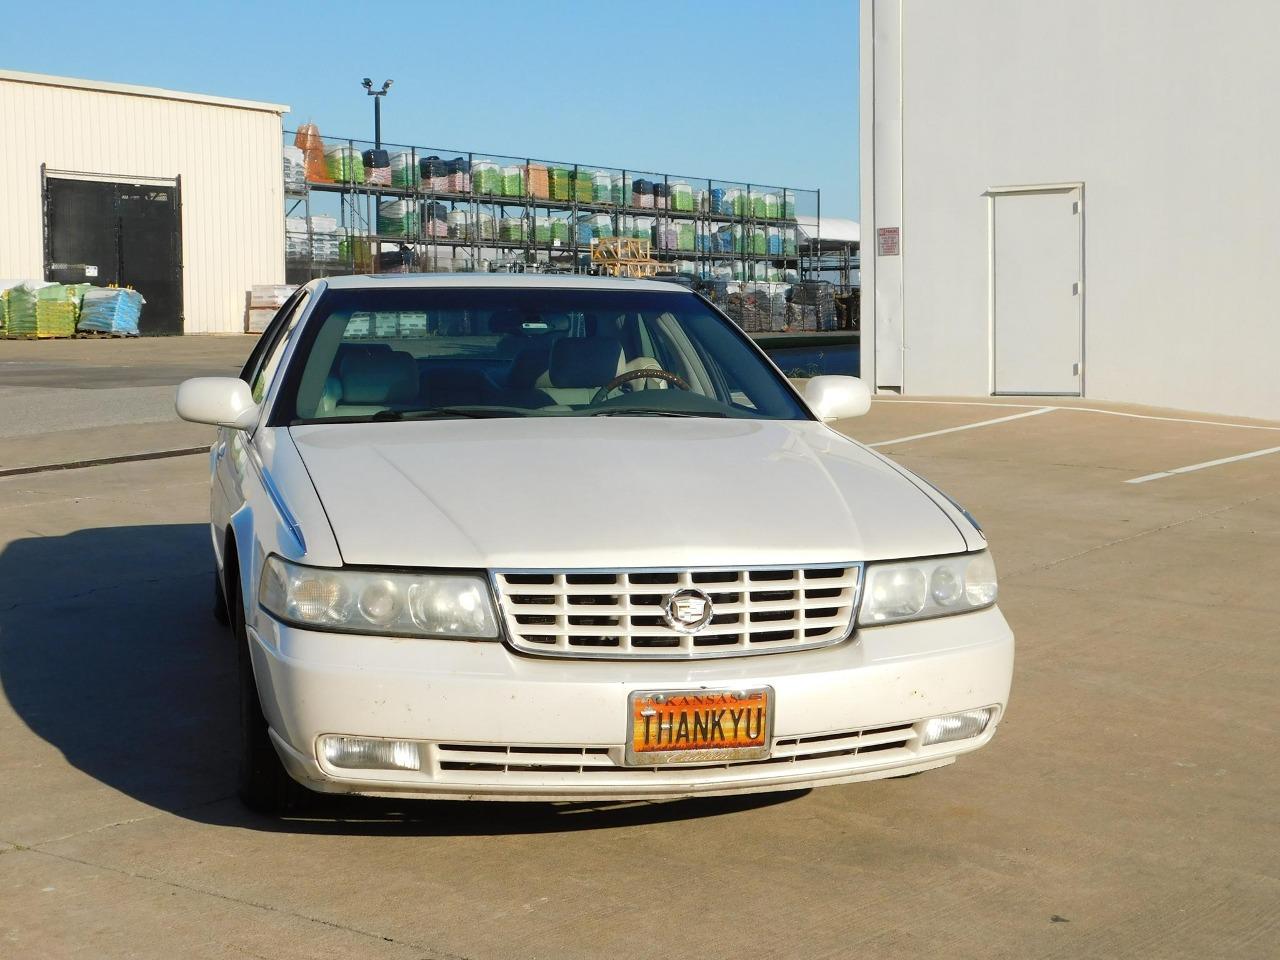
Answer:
[0, 73, 286, 334]
[860, 0, 1280, 421]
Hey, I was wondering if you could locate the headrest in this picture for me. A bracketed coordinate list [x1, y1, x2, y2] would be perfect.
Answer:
[340, 350, 418, 405]
[548, 337, 622, 388]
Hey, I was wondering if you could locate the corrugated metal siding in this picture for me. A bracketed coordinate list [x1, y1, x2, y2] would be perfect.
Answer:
[0, 77, 284, 334]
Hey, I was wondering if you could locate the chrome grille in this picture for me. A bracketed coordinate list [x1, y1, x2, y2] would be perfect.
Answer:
[493, 564, 862, 659]
[432, 722, 916, 777]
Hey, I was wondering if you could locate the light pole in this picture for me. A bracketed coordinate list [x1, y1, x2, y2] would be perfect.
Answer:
[361, 78, 393, 149]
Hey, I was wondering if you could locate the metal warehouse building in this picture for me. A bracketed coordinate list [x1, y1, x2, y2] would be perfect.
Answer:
[0, 70, 287, 334]
[859, 0, 1280, 420]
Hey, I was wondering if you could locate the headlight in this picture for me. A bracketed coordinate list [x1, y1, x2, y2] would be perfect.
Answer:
[259, 556, 499, 639]
[858, 551, 997, 626]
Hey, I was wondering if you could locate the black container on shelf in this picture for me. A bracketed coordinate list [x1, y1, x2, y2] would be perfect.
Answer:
[423, 201, 448, 220]
[632, 179, 652, 197]
[362, 149, 390, 169]
[420, 155, 444, 178]
[652, 182, 668, 200]
[448, 157, 471, 174]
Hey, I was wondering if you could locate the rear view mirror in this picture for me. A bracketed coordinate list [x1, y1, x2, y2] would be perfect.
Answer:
[175, 377, 260, 429]
[804, 375, 872, 421]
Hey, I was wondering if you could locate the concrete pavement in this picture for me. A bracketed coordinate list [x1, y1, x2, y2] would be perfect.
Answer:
[0, 340, 1276, 959]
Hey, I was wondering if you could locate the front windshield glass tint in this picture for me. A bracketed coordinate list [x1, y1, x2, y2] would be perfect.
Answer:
[275, 286, 810, 423]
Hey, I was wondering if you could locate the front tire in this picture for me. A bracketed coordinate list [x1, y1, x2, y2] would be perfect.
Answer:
[230, 577, 311, 814]
[213, 569, 229, 626]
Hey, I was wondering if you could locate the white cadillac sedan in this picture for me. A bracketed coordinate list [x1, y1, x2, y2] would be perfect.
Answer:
[176, 274, 1013, 813]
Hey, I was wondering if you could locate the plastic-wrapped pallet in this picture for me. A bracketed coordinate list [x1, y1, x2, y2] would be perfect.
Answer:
[283, 146, 306, 191]
[652, 183, 668, 210]
[3, 282, 45, 336]
[294, 123, 329, 183]
[591, 171, 611, 203]
[526, 164, 550, 199]
[447, 158, 471, 193]
[693, 189, 708, 213]
[422, 202, 448, 238]
[632, 179, 653, 209]
[477, 212, 496, 242]
[783, 193, 797, 219]
[676, 222, 695, 251]
[611, 173, 632, 206]
[784, 227, 798, 256]
[390, 152, 418, 188]
[573, 170, 594, 204]
[653, 219, 677, 250]
[669, 182, 693, 212]
[710, 188, 727, 214]
[447, 209, 471, 240]
[574, 217, 593, 245]
[420, 156, 448, 191]
[550, 218, 570, 243]
[363, 149, 392, 187]
[247, 283, 296, 333]
[549, 167, 573, 201]
[533, 215, 552, 244]
[285, 217, 310, 259]
[750, 227, 767, 255]
[377, 200, 418, 238]
[499, 216, 526, 242]
[589, 214, 613, 239]
[32, 284, 80, 337]
[725, 189, 746, 217]
[325, 146, 364, 184]
[473, 162, 501, 196]
[308, 215, 341, 261]
[77, 287, 144, 336]
[501, 165, 524, 197]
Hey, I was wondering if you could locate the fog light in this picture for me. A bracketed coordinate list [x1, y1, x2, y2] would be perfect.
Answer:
[920, 708, 994, 747]
[320, 736, 421, 771]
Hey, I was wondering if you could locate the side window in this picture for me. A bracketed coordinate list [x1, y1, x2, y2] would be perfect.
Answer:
[240, 290, 308, 391]
[250, 292, 311, 404]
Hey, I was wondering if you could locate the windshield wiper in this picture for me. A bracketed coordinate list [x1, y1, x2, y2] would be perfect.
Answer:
[590, 409, 726, 418]
[370, 407, 522, 421]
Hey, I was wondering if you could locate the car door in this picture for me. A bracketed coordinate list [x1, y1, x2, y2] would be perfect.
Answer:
[211, 289, 311, 540]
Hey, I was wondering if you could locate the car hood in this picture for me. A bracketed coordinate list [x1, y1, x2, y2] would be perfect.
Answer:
[288, 417, 965, 569]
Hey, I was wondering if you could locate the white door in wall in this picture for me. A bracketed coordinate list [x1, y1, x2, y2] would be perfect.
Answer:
[991, 186, 1083, 395]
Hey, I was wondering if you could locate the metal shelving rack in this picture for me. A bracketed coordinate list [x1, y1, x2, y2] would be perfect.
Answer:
[284, 132, 821, 285]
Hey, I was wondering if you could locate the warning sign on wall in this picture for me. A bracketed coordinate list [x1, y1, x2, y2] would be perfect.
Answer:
[877, 226, 900, 256]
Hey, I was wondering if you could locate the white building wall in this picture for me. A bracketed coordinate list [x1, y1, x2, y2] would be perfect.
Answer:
[0, 72, 287, 334]
[860, 0, 1280, 420]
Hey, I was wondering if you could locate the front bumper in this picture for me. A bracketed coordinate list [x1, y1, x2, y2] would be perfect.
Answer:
[247, 605, 1014, 801]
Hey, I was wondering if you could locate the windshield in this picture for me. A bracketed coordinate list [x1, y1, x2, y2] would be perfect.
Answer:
[272, 286, 810, 424]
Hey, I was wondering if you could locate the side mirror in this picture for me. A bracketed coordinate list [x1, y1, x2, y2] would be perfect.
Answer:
[175, 377, 260, 429]
[804, 375, 872, 421]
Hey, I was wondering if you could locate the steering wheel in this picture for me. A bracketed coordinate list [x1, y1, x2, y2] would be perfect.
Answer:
[592, 368, 692, 405]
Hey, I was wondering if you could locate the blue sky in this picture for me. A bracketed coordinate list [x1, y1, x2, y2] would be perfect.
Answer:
[4, 0, 859, 219]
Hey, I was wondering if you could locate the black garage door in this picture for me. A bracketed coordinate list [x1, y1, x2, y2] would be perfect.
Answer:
[43, 174, 184, 335]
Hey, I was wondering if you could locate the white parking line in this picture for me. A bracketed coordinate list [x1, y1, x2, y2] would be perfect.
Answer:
[867, 406, 1055, 447]
[1124, 445, 1280, 484]
[874, 399, 1280, 432]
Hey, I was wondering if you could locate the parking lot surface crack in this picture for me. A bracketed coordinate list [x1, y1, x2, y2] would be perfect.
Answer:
[1007, 492, 1276, 580]
[17, 844, 474, 960]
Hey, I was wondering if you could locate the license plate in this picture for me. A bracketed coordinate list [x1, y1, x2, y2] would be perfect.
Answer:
[625, 687, 773, 765]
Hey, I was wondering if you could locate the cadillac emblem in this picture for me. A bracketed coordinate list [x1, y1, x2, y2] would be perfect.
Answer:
[662, 588, 714, 634]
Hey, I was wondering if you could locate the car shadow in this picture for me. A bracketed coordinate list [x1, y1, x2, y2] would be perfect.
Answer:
[0, 523, 806, 836]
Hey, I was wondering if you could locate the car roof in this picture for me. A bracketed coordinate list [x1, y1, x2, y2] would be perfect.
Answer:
[318, 273, 690, 293]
